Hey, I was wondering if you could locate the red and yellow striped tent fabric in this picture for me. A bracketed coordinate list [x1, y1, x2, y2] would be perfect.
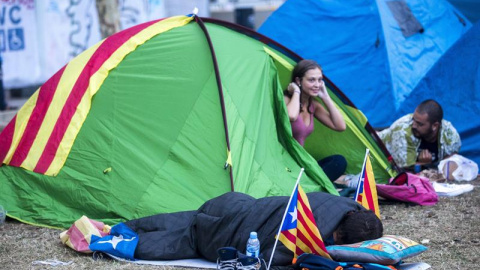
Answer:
[0, 15, 193, 176]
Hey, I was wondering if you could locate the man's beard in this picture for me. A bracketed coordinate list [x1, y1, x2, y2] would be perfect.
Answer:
[412, 127, 433, 140]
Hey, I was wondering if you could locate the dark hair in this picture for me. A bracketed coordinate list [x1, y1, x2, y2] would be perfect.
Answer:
[291, 59, 323, 82]
[335, 210, 383, 244]
[284, 59, 323, 114]
[416, 99, 443, 124]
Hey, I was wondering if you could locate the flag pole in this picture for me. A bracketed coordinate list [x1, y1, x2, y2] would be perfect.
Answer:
[266, 168, 304, 270]
[354, 148, 370, 201]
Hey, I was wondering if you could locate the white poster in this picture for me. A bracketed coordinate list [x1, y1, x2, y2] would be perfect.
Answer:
[1, 0, 40, 89]
[2, 0, 209, 90]
[120, 0, 166, 30]
[36, 0, 101, 86]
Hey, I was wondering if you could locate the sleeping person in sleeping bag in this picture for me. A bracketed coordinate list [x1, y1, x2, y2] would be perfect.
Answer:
[92, 192, 383, 266]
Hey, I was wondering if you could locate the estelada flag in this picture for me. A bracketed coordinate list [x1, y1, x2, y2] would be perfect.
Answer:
[89, 223, 139, 260]
[354, 149, 380, 218]
[278, 184, 331, 259]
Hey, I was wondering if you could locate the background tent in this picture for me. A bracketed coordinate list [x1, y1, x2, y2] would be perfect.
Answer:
[0, 15, 396, 229]
[398, 22, 480, 165]
[258, 0, 471, 128]
[447, 0, 480, 22]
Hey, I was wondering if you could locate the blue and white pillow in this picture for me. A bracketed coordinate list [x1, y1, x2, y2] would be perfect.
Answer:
[326, 235, 428, 265]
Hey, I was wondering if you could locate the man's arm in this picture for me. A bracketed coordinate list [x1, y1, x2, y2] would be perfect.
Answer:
[377, 114, 418, 168]
[439, 120, 461, 160]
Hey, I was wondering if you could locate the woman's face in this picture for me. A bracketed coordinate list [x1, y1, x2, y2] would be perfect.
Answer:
[296, 67, 323, 97]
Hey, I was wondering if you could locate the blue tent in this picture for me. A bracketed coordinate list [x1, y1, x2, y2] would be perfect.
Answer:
[447, 0, 480, 22]
[258, 0, 471, 128]
[398, 22, 480, 165]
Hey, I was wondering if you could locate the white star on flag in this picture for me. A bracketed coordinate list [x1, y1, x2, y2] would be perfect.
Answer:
[289, 206, 297, 223]
[97, 235, 136, 249]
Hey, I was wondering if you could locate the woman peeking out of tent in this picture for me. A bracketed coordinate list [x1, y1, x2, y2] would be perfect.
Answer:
[284, 60, 347, 183]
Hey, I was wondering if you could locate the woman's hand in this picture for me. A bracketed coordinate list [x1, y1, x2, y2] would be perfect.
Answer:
[285, 82, 301, 121]
[288, 82, 301, 95]
[317, 80, 329, 99]
[313, 80, 346, 131]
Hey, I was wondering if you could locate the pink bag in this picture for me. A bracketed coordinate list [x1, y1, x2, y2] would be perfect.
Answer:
[376, 172, 438, 206]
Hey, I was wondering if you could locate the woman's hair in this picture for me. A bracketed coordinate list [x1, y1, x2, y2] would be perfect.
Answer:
[284, 59, 323, 113]
[335, 210, 383, 244]
[291, 59, 322, 82]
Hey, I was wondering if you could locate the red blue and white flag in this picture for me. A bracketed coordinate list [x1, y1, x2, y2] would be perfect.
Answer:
[277, 184, 331, 259]
[89, 223, 139, 260]
[354, 149, 380, 218]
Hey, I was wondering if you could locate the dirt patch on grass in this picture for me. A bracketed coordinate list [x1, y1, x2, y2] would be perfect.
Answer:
[381, 178, 480, 269]
[1, 179, 479, 269]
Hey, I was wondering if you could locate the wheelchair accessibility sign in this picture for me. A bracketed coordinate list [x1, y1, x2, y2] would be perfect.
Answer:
[0, 29, 24, 52]
[0, 3, 27, 52]
[7, 28, 24, 51]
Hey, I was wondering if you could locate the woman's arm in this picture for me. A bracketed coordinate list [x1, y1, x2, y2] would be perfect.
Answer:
[313, 81, 346, 131]
[284, 82, 302, 121]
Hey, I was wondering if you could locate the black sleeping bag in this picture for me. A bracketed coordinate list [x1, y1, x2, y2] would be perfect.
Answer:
[125, 191, 363, 266]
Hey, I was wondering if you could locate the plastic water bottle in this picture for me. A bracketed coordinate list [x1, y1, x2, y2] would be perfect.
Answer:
[246, 231, 260, 258]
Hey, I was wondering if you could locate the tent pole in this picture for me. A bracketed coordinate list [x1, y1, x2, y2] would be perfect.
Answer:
[194, 16, 235, 191]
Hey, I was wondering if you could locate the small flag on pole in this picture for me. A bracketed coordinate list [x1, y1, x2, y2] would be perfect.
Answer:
[267, 169, 331, 270]
[354, 149, 380, 218]
[277, 184, 332, 259]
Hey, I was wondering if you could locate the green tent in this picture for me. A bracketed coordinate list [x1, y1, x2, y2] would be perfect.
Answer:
[0, 15, 397, 229]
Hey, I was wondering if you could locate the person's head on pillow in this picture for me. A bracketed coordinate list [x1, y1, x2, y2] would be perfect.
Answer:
[333, 209, 383, 244]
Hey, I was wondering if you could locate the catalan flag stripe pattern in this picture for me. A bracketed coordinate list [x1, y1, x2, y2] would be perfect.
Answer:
[0, 15, 194, 175]
[278, 185, 331, 259]
[356, 154, 381, 218]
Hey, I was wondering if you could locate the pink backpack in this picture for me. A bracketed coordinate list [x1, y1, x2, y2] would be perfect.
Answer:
[376, 172, 438, 206]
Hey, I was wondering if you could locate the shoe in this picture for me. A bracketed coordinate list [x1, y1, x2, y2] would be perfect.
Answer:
[217, 247, 238, 270]
[344, 173, 361, 188]
[237, 255, 261, 270]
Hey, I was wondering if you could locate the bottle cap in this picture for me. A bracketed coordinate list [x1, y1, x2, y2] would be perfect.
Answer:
[250, 231, 257, 238]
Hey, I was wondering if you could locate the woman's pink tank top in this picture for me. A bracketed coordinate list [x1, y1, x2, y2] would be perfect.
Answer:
[291, 103, 314, 146]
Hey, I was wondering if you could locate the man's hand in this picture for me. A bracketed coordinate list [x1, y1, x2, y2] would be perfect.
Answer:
[417, 149, 433, 164]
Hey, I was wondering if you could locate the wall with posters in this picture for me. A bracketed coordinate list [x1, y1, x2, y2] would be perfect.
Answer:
[1, 0, 40, 89]
[1, 0, 207, 91]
